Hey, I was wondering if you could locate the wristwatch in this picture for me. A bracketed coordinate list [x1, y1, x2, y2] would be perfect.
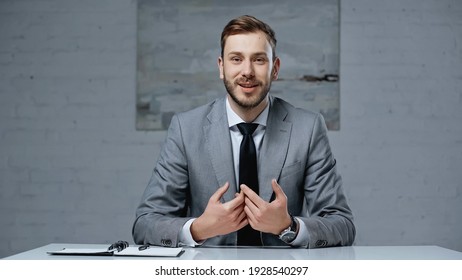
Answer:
[278, 215, 298, 243]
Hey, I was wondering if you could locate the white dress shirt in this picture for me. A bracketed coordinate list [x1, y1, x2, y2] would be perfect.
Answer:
[226, 97, 268, 190]
[179, 97, 308, 246]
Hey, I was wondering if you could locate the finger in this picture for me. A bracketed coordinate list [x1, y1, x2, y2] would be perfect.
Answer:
[210, 182, 229, 202]
[271, 179, 287, 200]
[225, 190, 245, 210]
[227, 205, 248, 231]
[244, 205, 257, 228]
[244, 195, 259, 215]
[236, 214, 249, 230]
[240, 184, 264, 207]
[243, 198, 260, 227]
[236, 208, 248, 225]
[242, 185, 266, 211]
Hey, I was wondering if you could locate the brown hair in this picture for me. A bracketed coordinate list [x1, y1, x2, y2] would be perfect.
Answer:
[220, 15, 277, 59]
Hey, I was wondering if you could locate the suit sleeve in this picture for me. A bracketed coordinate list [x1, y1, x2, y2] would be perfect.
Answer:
[298, 113, 356, 248]
[132, 114, 191, 247]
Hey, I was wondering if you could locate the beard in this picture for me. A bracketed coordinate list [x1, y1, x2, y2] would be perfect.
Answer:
[223, 74, 272, 110]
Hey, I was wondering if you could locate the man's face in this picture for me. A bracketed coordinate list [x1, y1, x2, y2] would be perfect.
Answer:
[218, 32, 280, 110]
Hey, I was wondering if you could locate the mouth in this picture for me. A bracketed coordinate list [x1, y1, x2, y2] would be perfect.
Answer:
[238, 83, 258, 88]
[237, 82, 259, 94]
[236, 78, 260, 88]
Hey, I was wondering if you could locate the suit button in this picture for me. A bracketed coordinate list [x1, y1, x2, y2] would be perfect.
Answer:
[161, 239, 172, 247]
[315, 240, 328, 247]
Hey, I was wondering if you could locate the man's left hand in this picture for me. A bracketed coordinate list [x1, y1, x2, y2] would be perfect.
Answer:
[240, 179, 291, 235]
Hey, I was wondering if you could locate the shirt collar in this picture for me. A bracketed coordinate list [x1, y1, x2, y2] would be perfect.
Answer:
[226, 97, 269, 128]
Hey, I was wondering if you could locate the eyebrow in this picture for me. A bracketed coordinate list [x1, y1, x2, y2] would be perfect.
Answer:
[227, 51, 269, 58]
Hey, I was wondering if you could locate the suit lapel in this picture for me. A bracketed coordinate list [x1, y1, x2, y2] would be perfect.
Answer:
[203, 98, 237, 203]
[202, 97, 292, 203]
[259, 97, 292, 202]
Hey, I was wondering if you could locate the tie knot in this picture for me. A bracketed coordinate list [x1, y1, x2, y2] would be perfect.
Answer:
[237, 123, 259, 136]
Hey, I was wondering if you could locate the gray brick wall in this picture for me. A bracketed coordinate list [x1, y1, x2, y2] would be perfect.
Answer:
[0, 0, 461, 257]
[337, 0, 462, 249]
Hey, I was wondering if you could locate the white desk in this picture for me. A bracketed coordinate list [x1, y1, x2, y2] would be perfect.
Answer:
[4, 243, 462, 260]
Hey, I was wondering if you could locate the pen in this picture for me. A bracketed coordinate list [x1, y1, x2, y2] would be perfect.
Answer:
[138, 245, 150, 251]
[108, 240, 129, 252]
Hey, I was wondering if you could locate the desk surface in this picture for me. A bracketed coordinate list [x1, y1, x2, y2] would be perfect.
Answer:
[4, 243, 462, 260]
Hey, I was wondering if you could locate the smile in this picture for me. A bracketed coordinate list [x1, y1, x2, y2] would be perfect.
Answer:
[237, 83, 258, 88]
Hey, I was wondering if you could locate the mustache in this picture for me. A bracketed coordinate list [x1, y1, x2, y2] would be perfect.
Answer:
[234, 77, 261, 86]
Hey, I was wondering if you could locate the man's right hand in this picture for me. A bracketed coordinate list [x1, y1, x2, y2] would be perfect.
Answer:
[190, 182, 248, 242]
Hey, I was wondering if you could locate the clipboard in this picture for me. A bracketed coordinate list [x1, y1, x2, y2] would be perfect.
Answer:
[46, 241, 183, 257]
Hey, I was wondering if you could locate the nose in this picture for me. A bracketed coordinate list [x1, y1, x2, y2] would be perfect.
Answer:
[241, 59, 254, 78]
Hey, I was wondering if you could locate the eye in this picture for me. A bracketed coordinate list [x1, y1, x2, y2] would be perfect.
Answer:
[254, 57, 267, 64]
[230, 56, 242, 63]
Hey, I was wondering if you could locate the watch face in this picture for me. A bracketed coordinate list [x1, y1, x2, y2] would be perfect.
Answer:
[281, 231, 296, 243]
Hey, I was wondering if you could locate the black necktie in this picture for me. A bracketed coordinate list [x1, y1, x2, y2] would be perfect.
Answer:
[237, 123, 262, 246]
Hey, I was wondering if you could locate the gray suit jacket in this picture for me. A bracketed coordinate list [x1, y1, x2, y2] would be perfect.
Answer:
[133, 96, 355, 248]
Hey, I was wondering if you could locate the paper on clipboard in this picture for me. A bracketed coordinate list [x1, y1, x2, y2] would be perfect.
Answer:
[47, 246, 183, 257]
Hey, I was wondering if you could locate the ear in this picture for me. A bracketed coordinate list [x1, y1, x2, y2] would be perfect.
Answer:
[271, 56, 280, 81]
[218, 56, 224, 80]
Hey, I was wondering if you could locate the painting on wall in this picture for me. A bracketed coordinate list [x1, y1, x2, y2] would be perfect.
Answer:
[136, 0, 340, 130]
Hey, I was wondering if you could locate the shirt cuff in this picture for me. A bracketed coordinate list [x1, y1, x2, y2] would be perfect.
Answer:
[289, 217, 310, 247]
[178, 218, 204, 247]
